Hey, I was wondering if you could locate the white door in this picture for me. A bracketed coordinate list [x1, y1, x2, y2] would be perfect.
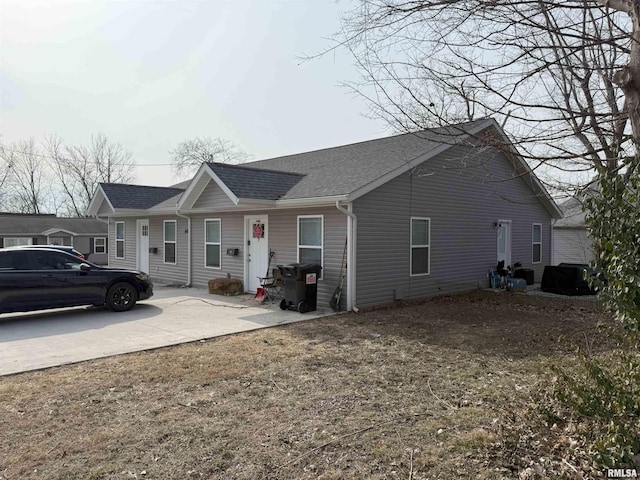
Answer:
[137, 219, 150, 274]
[246, 216, 269, 292]
[497, 220, 512, 268]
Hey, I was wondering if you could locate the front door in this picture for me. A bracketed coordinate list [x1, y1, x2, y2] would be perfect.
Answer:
[137, 219, 150, 274]
[497, 220, 512, 268]
[246, 216, 269, 292]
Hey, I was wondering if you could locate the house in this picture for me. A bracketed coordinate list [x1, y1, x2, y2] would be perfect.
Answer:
[0, 213, 109, 264]
[87, 118, 562, 310]
[552, 197, 595, 265]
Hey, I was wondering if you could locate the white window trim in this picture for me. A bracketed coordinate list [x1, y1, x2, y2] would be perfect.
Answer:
[532, 223, 542, 264]
[94, 237, 106, 254]
[297, 214, 324, 279]
[204, 218, 222, 269]
[3, 237, 33, 248]
[115, 221, 125, 259]
[410, 217, 431, 276]
[163, 220, 177, 265]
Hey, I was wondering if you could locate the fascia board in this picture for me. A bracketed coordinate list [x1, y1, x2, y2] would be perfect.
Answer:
[488, 124, 564, 219]
[275, 195, 349, 207]
[347, 144, 452, 202]
[40, 228, 78, 236]
[348, 119, 495, 202]
[177, 163, 239, 210]
[86, 186, 114, 216]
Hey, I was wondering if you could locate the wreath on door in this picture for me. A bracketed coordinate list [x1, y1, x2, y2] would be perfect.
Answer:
[253, 222, 264, 240]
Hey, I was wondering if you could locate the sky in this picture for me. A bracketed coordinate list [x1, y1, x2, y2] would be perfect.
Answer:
[0, 0, 389, 186]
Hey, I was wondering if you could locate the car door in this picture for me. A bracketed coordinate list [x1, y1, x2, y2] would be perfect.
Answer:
[30, 250, 99, 307]
[0, 250, 46, 313]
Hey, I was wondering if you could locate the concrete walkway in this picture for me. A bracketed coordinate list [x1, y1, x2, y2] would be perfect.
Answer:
[0, 286, 333, 376]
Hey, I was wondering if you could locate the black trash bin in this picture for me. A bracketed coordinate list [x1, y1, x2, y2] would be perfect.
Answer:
[278, 263, 322, 313]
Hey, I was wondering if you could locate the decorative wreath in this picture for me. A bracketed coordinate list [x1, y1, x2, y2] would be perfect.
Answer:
[253, 222, 264, 239]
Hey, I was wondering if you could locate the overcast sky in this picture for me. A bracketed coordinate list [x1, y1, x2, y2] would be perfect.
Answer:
[0, 0, 389, 186]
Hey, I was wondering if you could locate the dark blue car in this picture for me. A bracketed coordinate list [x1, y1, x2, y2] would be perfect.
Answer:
[0, 247, 153, 313]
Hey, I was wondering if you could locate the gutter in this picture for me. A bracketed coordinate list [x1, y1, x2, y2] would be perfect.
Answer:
[335, 201, 358, 313]
[176, 209, 192, 287]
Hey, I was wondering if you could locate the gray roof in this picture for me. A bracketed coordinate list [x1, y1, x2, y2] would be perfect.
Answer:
[0, 214, 107, 236]
[101, 183, 185, 209]
[554, 197, 587, 228]
[207, 162, 305, 200]
[243, 120, 487, 199]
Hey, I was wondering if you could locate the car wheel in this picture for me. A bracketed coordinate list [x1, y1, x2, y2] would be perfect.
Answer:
[106, 282, 138, 312]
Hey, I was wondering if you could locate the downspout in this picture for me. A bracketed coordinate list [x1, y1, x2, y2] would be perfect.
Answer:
[335, 201, 358, 312]
[176, 209, 192, 287]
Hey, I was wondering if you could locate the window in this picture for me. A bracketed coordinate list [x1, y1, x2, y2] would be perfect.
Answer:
[411, 217, 430, 276]
[115, 222, 125, 259]
[164, 220, 177, 264]
[0, 251, 30, 270]
[3, 238, 32, 248]
[33, 251, 82, 270]
[94, 237, 106, 254]
[532, 224, 542, 264]
[297, 215, 323, 269]
[205, 219, 221, 268]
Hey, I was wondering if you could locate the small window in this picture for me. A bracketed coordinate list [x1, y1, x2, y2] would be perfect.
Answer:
[297, 216, 323, 273]
[411, 217, 430, 276]
[532, 224, 542, 264]
[164, 220, 177, 264]
[115, 222, 125, 259]
[94, 237, 106, 254]
[205, 219, 221, 269]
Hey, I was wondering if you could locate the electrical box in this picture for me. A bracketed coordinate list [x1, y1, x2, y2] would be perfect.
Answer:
[226, 248, 239, 256]
[149, 247, 158, 254]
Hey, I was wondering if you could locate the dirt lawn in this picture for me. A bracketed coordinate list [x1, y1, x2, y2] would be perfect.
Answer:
[0, 291, 612, 479]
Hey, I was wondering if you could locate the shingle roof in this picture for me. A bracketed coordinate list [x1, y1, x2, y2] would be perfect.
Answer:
[243, 119, 489, 199]
[0, 214, 107, 235]
[207, 162, 305, 200]
[101, 183, 185, 209]
[554, 197, 587, 228]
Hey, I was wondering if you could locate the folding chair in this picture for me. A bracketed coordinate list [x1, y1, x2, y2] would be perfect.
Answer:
[258, 267, 284, 304]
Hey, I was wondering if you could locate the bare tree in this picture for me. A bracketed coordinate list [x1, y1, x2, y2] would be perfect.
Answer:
[46, 134, 135, 216]
[0, 140, 16, 206]
[325, 1, 637, 189]
[2, 138, 51, 214]
[170, 137, 250, 178]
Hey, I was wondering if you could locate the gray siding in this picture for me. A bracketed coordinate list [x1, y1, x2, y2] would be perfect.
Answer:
[553, 228, 594, 265]
[192, 179, 235, 209]
[353, 143, 553, 308]
[189, 207, 347, 310]
[148, 216, 189, 284]
[107, 218, 137, 270]
[97, 200, 112, 216]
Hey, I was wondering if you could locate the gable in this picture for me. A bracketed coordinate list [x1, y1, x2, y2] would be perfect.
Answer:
[192, 178, 236, 210]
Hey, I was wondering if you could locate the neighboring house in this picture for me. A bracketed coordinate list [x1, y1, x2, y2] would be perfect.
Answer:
[552, 197, 595, 265]
[0, 213, 109, 264]
[87, 118, 562, 310]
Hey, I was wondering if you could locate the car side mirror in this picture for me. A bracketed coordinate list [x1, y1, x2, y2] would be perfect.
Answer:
[80, 263, 92, 272]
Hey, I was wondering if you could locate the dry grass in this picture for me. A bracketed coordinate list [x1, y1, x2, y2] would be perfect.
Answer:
[0, 290, 614, 479]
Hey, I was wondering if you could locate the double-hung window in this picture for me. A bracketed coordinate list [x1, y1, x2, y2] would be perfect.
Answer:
[411, 217, 430, 275]
[115, 222, 125, 259]
[94, 237, 106, 254]
[205, 219, 221, 268]
[164, 220, 177, 264]
[297, 216, 323, 273]
[532, 224, 542, 264]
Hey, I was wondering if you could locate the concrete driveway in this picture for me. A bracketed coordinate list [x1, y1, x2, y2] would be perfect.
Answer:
[0, 286, 333, 376]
